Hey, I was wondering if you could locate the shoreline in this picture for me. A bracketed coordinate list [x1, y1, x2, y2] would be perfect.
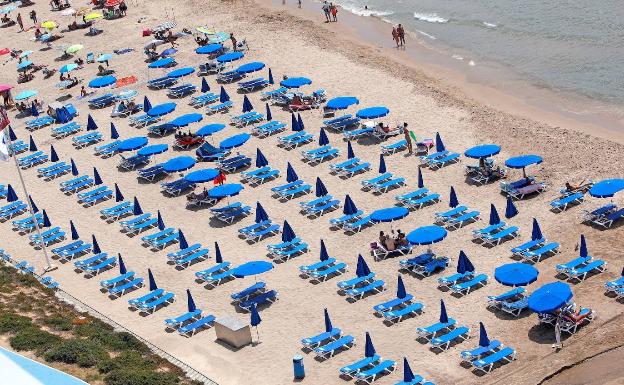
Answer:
[264, 0, 624, 144]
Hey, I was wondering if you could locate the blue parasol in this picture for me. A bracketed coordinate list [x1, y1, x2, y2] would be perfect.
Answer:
[531, 218, 543, 240]
[28, 196, 39, 213]
[195, 43, 223, 54]
[50, 145, 59, 163]
[15, 90, 37, 101]
[92, 234, 101, 254]
[495, 263, 539, 286]
[435, 132, 446, 152]
[117, 136, 148, 152]
[118, 253, 127, 275]
[88, 75, 116, 88]
[318, 128, 329, 146]
[255, 148, 268, 168]
[378, 154, 386, 173]
[232, 260, 274, 278]
[355, 254, 371, 277]
[219, 86, 230, 102]
[528, 282, 573, 313]
[219, 133, 250, 149]
[402, 358, 415, 383]
[319, 239, 329, 261]
[417, 168, 424, 188]
[397, 275, 407, 298]
[370, 207, 409, 222]
[170, 113, 203, 127]
[143, 96, 152, 112]
[464, 144, 501, 159]
[290, 113, 300, 131]
[280, 77, 312, 88]
[186, 289, 196, 312]
[346, 141, 355, 159]
[323, 308, 332, 332]
[356, 106, 389, 119]
[265, 102, 272, 121]
[137, 144, 168, 157]
[132, 197, 143, 215]
[343, 195, 358, 215]
[184, 169, 219, 183]
[148, 57, 175, 68]
[148, 269, 158, 291]
[281, 220, 296, 242]
[167, 67, 195, 78]
[439, 299, 448, 323]
[201, 77, 210, 93]
[86, 114, 98, 131]
[208, 183, 243, 198]
[6, 185, 17, 202]
[162, 156, 196, 173]
[589, 178, 624, 198]
[242, 95, 253, 113]
[114, 183, 124, 202]
[457, 250, 475, 274]
[178, 230, 189, 250]
[268, 68, 274, 84]
[505, 154, 543, 178]
[297, 114, 305, 131]
[215, 241, 223, 263]
[407, 225, 448, 245]
[196, 123, 225, 137]
[236, 61, 265, 74]
[93, 167, 103, 185]
[286, 162, 299, 182]
[147, 102, 177, 117]
[505, 196, 518, 218]
[448, 186, 459, 208]
[315, 177, 328, 197]
[364, 332, 376, 357]
[29, 135, 37, 152]
[255, 201, 269, 223]
[478, 322, 491, 347]
[489, 203, 501, 225]
[156, 210, 165, 230]
[250, 304, 262, 327]
[110, 123, 119, 139]
[59, 63, 78, 73]
[216, 51, 245, 63]
[579, 234, 588, 258]
[326, 96, 359, 110]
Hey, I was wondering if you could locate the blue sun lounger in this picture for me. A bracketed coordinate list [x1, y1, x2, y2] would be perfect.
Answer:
[100, 201, 134, 221]
[434, 205, 468, 224]
[8, 140, 28, 155]
[606, 277, 624, 294]
[581, 203, 617, 223]
[178, 315, 216, 336]
[339, 354, 381, 379]
[195, 262, 230, 281]
[239, 220, 270, 235]
[261, 86, 287, 100]
[108, 278, 144, 296]
[125, 217, 158, 235]
[31, 227, 66, 247]
[431, 326, 470, 351]
[302, 328, 342, 349]
[338, 162, 371, 178]
[238, 290, 278, 312]
[555, 255, 592, 274]
[39, 276, 59, 290]
[137, 164, 166, 182]
[0, 202, 27, 220]
[148, 76, 178, 89]
[329, 210, 364, 229]
[60, 176, 92, 192]
[438, 271, 475, 289]
[119, 213, 150, 228]
[343, 126, 374, 140]
[138, 291, 175, 314]
[254, 121, 287, 137]
[481, 226, 519, 246]
[521, 242, 560, 262]
[51, 240, 83, 255]
[409, 256, 449, 277]
[271, 242, 308, 261]
[429, 152, 460, 169]
[249, 169, 280, 185]
[74, 253, 108, 271]
[486, 287, 525, 309]
[383, 302, 424, 323]
[309, 263, 347, 282]
[244, 224, 280, 243]
[473, 347, 516, 374]
[563, 260, 606, 282]
[174, 248, 210, 268]
[592, 208, 624, 228]
[238, 77, 269, 92]
[500, 297, 529, 316]
[362, 173, 392, 190]
[373, 294, 414, 315]
[88, 93, 116, 108]
[330, 158, 360, 173]
[100, 271, 135, 288]
[283, 133, 314, 150]
[231, 282, 266, 303]
[161, 179, 196, 196]
[141, 228, 177, 248]
[167, 83, 197, 98]
[19, 153, 48, 169]
[128, 288, 164, 309]
[337, 272, 375, 290]
[52, 122, 81, 138]
[217, 70, 244, 83]
[56, 242, 93, 262]
[277, 184, 312, 200]
[371, 178, 405, 194]
[167, 244, 201, 260]
[94, 140, 121, 157]
[299, 258, 336, 276]
[395, 188, 429, 204]
[206, 100, 234, 115]
[83, 257, 117, 276]
[460, 340, 503, 363]
[445, 211, 480, 229]
[354, 360, 396, 384]
[202, 269, 236, 287]
[511, 238, 545, 257]
[450, 274, 488, 295]
[381, 139, 407, 155]
[472, 222, 506, 240]
[550, 192, 584, 212]
[165, 309, 202, 329]
[73, 132, 103, 148]
[190, 92, 219, 107]
[313, 335, 355, 359]
[26, 116, 55, 130]
[343, 216, 373, 234]
[13, 213, 43, 232]
[129, 113, 161, 128]
[419, 150, 449, 165]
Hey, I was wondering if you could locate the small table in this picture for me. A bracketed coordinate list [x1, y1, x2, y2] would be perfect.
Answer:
[215, 316, 252, 348]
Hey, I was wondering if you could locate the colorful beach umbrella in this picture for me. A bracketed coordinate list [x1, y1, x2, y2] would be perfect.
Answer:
[66, 44, 84, 54]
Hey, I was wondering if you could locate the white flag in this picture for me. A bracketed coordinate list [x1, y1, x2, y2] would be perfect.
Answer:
[0, 130, 9, 162]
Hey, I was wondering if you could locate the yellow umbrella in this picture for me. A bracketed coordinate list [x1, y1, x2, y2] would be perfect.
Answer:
[66, 44, 84, 54]
[41, 21, 57, 30]
[196, 26, 215, 35]
[84, 12, 103, 21]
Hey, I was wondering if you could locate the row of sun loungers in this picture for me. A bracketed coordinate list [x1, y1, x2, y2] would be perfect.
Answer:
[362, 172, 406, 194]
[230, 111, 265, 127]
[582, 203, 624, 228]
[399, 253, 449, 277]
[299, 258, 347, 282]
[37, 161, 71, 180]
[72, 131, 103, 148]
[211, 202, 252, 224]
[272, 180, 312, 201]
[302, 145, 339, 165]
[299, 194, 341, 218]
[241, 166, 280, 185]
[473, 222, 520, 247]
[395, 188, 440, 210]
[278, 130, 314, 149]
[329, 157, 371, 178]
[51, 121, 82, 138]
[17, 151, 48, 169]
[267, 237, 309, 261]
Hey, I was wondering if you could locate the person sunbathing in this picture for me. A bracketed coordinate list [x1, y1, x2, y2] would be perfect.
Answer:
[377, 122, 390, 133]
[565, 180, 589, 193]
[395, 229, 408, 246]
[68, 20, 78, 30]
[562, 307, 591, 323]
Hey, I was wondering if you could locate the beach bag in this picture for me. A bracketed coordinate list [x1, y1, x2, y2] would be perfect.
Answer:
[142, 28, 152, 37]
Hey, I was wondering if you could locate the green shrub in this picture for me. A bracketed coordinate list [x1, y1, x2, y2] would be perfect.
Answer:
[45, 339, 109, 367]
[0, 311, 32, 333]
[98, 350, 157, 374]
[42, 316, 73, 331]
[10, 326, 61, 352]
[104, 369, 179, 385]
[75, 323, 147, 352]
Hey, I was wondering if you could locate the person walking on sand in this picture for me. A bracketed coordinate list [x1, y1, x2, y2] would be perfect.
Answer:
[403, 123, 412, 154]
[16, 13, 23, 31]
[29, 10, 37, 24]
[391, 26, 399, 48]
[322, 1, 331, 22]
[298, 0, 301, 8]
[230, 33, 237, 51]
[331, 3, 338, 21]
[397, 24, 405, 46]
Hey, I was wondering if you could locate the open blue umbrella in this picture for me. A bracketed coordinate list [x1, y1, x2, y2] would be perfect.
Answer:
[255, 148, 268, 168]
[242, 95, 254, 113]
[495, 263, 539, 286]
[268, 68, 274, 84]
[236, 61, 265, 74]
[160, 48, 178, 57]
[118, 253, 127, 275]
[216, 51, 245, 63]
[117, 136, 148, 152]
[50, 145, 59, 163]
[343, 195, 358, 215]
[201, 77, 210, 93]
[147, 102, 177, 117]
[489, 203, 501, 225]
[87, 114, 98, 131]
[28, 196, 39, 213]
[178, 230, 189, 250]
[397, 275, 407, 298]
[531, 218, 543, 241]
[448, 186, 458, 208]
[110, 123, 119, 139]
[148, 269, 158, 291]
[318, 128, 329, 146]
[315, 177, 328, 197]
[355, 254, 371, 277]
[402, 358, 415, 383]
[440, 299, 449, 323]
[579, 234, 588, 258]
[233, 261, 274, 278]
[196, 123, 225, 137]
[417, 168, 424, 188]
[505, 196, 518, 218]
[185, 169, 219, 183]
[281, 220, 296, 242]
[114, 183, 124, 202]
[505, 154, 543, 178]
[323, 308, 332, 332]
[297, 114, 305, 131]
[208, 183, 243, 199]
[378, 154, 387, 173]
[280, 77, 312, 88]
[132, 197, 143, 215]
[356, 106, 389, 119]
[148, 57, 175, 68]
[364, 332, 376, 357]
[291, 113, 300, 132]
[219, 86, 230, 103]
[370, 207, 409, 223]
[29, 135, 37, 152]
[286, 162, 299, 182]
[407, 225, 448, 245]
[255, 202, 269, 223]
[143, 96, 152, 112]
[464, 144, 501, 159]
[528, 282, 572, 313]
[219, 133, 251, 149]
[88, 75, 116, 88]
[156, 210, 165, 230]
[167, 67, 195, 78]
[326, 96, 359, 110]
[478, 322, 490, 347]
[346, 141, 355, 159]
[70, 159, 78, 176]
[319, 239, 329, 262]
[6, 185, 17, 202]
[435, 132, 445, 152]
[17, 60, 33, 71]
[92, 234, 101, 254]
[137, 144, 169, 157]
[162, 156, 196, 173]
[265, 102, 272, 121]
[186, 289, 196, 312]
[93, 167, 103, 185]
[215, 241, 223, 263]
[69, 220, 79, 240]
[589, 178, 624, 198]
[457, 251, 475, 274]
[170, 113, 203, 128]
[195, 43, 223, 55]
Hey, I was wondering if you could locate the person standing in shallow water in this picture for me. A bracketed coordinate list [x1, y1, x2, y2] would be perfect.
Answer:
[330, 3, 338, 21]
[322, 1, 330, 22]
[391, 26, 399, 48]
[397, 24, 405, 47]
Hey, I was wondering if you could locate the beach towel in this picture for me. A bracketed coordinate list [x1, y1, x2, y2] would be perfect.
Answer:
[114, 48, 135, 55]
[115, 75, 137, 88]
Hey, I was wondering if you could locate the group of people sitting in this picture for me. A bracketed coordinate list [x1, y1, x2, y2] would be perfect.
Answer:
[50, 0, 71, 10]
[15, 99, 43, 113]
[378, 229, 408, 252]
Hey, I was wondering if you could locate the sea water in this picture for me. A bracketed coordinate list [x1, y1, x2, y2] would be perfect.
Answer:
[332, 0, 624, 105]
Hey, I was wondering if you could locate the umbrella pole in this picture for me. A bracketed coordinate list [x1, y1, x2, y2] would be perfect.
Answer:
[255, 326, 260, 342]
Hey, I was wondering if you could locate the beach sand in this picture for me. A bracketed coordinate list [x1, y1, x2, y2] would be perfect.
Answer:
[1, 0, 623, 384]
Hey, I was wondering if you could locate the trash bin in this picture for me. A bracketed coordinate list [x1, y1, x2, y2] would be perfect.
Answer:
[293, 354, 305, 379]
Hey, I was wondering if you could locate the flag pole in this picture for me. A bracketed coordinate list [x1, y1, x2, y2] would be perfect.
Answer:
[3, 125, 55, 273]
